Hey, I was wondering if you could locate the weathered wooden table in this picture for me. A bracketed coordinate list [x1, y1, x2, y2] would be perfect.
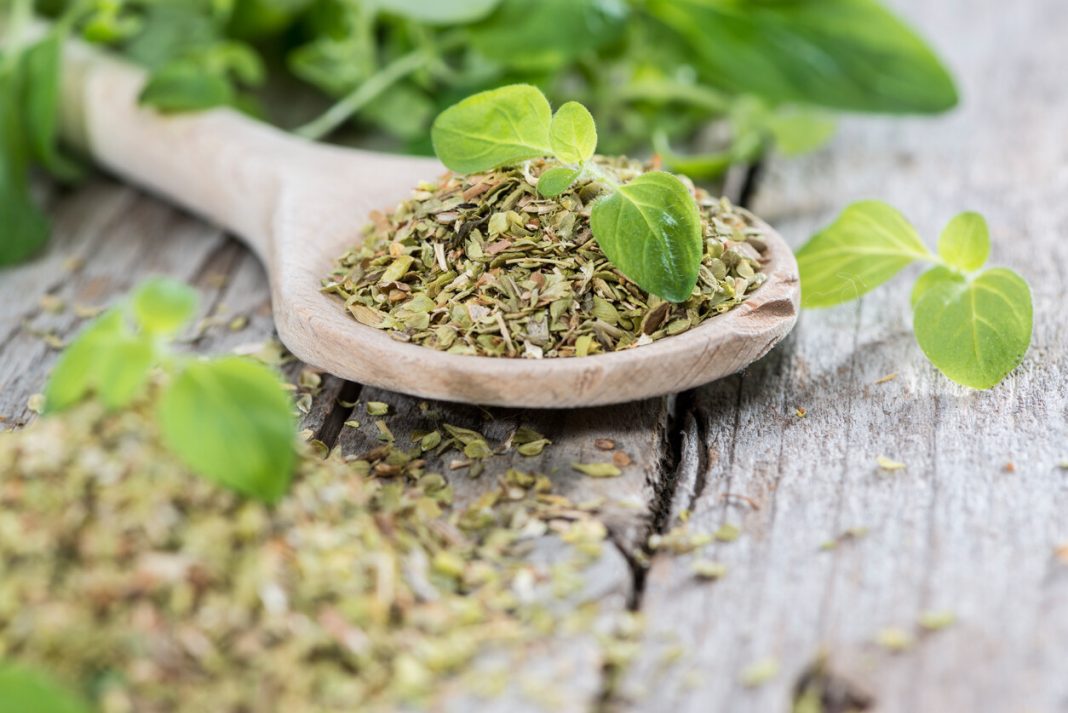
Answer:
[2, 0, 1065, 710]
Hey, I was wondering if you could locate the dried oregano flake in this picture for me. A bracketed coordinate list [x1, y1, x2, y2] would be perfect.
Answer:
[323, 157, 768, 358]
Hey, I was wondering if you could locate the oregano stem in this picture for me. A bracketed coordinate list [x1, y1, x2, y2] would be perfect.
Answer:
[295, 48, 431, 140]
[582, 162, 621, 190]
[296, 31, 465, 141]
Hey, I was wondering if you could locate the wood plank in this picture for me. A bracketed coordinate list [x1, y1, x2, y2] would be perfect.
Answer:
[621, 0, 1068, 710]
[0, 180, 226, 426]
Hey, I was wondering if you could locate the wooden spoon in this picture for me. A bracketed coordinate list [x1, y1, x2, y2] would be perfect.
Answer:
[55, 38, 799, 408]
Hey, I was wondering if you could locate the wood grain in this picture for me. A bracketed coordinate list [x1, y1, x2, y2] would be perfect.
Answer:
[620, 0, 1068, 711]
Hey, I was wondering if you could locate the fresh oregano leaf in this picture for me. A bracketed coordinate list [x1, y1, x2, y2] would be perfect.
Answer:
[96, 337, 156, 409]
[550, 101, 597, 164]
[0, 664, 92, 713]
[645, 0, 958, 114]
[796, 200, 932, 308]
[910, 265, 964, 308]
[537, 166, 581, 197]
[431, 84, 552, 174]
[21, 28, 82, 182]
[0, 53, 50, 265]
[938, 211, 989, 272]
[913, 268, 1032, 389]
[590, 172, 702, 303]
[140, 60, 235, 113]
[132, 277, 199, 335]
[158, 357, 297, 503]
[45, 311, 121, 412]
[468, 0, 629, 71]
[45, 310, 155, 412]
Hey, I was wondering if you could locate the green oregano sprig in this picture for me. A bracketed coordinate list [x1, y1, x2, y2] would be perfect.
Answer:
[431, 84, 703, 302]
[797, 201, 1033, 389]
[44, 277, 297, 502]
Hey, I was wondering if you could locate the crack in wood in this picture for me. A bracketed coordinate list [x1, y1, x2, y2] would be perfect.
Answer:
[314, 380, 362, 449]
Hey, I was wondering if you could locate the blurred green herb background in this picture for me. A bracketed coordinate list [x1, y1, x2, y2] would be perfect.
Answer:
[3, 0, 958, 264]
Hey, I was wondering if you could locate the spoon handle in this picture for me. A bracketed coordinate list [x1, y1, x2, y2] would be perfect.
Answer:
[56, 33, 305, 260]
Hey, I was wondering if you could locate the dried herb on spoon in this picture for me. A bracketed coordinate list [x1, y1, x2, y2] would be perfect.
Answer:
[323, 86, 769, 358]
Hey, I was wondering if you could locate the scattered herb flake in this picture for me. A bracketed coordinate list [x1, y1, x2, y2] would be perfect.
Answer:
[740, 657, 780, 687]
[876, 455, 906, 472]
[38, 294, 64, 313]
[367, 401, 390, 416]
[875, 627, 913, 653]
[714, 523, 741, 542]
[572, 462, 622, 478]
[918, 610, 956, 631]
[692, 560, 727, 580]
[820, 526, 869, 551]
[26, 393, 45, 414]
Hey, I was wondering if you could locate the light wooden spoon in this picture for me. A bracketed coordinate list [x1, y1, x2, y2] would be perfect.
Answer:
[55, 37, 799, 408]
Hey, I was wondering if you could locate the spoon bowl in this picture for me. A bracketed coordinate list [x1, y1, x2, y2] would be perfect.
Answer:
[58, 37, 799, 407]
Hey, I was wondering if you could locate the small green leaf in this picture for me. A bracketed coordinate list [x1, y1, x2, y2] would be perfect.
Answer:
[549, 101, 597, 164]
[537, 166, 581, 197]
[590, 172, 703, 303]
[0, 664, 91, 713]
[140, 60, 234, 113]
[431, 84, 552, 174]
[910, 265, 964, 308]
[797, 200, 932, 308]
[45, 310, 155, 412]
[132, 277, 199, 334]
[938, 211, 989, 272]
[572, 462, 621, 478]
[45, 311, 121, 411]
[371, 0, 502, 25]
[913, 268, 1032, 389]
[159, 357, 297, 502]
[96, 336, 156, 409]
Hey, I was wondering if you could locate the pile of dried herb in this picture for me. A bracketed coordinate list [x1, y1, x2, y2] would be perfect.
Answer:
[323, 156, 768, 358]
[0, 396, 614, 712]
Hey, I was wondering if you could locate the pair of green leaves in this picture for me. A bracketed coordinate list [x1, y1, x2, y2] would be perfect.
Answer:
[431, 84, 702, 303]
[46, 278, 297, 503]
[797, 202, 1032, 389]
